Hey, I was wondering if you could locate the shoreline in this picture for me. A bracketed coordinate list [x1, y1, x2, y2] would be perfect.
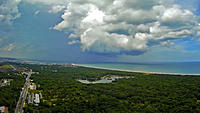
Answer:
[76, 64, 200, 76]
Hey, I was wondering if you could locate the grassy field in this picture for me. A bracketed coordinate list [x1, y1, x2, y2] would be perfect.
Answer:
[0, 64, 12, 69]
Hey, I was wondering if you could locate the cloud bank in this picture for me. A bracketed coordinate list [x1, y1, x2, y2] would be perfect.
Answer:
[52, 0, 200, 54]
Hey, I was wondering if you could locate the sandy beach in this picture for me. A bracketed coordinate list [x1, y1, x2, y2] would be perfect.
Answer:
[76, 64, 200, 76]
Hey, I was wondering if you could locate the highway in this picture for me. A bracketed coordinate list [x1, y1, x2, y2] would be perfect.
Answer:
[14, 70, 32, 113]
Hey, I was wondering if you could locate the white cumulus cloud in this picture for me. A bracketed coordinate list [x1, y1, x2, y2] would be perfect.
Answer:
[48, 5, 65, 13]
[34, 10, 40, 15]
[3, 43, 15, 52]
[0, 0, 21, 25]
[51, 0, 200, 54]
[23, 0, 68, 6]
[4, 0, 198, 55]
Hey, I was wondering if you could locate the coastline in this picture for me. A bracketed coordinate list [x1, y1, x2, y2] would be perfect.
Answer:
[76, 64, 200, 76]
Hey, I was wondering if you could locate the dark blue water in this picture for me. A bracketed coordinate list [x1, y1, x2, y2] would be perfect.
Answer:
[82, 62, 200, 75]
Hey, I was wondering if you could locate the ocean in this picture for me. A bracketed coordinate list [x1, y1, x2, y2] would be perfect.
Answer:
[81, 62, 200, 75]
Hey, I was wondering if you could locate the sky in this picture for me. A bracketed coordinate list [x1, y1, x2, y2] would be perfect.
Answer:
[0, 0, 200, 63]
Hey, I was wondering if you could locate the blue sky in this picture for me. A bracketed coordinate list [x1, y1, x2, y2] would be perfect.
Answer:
[0, 0, 200, 63]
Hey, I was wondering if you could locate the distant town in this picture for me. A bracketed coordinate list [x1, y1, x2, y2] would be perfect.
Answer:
[0, 60, 77, 113]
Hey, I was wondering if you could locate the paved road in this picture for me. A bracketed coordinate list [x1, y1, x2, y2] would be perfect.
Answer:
[0, 79, 2, 87]
[15, 71, 32, 113]
[9, 64, 17, 71]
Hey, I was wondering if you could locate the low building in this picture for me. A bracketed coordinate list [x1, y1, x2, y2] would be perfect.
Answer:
[0, 79, 13, 87]
[52, 70, 58, 72]
[29, 83, 36, 90]
[28, 93, 40, 106]
[32, 72, 39, 74]
[0, 106, 8, 113]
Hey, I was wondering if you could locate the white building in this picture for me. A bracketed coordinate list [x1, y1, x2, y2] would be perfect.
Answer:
[34, 94, 40, 105]
[0, 106, 8, 113]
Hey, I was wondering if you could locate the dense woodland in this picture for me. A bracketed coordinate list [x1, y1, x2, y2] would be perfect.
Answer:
[23, 64, 200, 113]
[0, 71, 25, 113]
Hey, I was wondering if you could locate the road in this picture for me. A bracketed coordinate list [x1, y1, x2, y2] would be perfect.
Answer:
[9, 64, 17, 71]
[14, 70, 32, 113]
[0, 79, 2, 87]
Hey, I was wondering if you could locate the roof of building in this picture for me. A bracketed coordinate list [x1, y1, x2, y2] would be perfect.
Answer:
[0, 106, 8, 113]
[34, 94, 40, 104]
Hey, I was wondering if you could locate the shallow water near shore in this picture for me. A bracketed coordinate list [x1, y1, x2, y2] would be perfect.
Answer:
[77, 76, 133, 84]
[77, 79, 113, 84]
[81, 62, 200, 75]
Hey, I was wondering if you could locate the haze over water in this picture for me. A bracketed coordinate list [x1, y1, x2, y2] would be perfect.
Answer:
[82, 62, 200, 75]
